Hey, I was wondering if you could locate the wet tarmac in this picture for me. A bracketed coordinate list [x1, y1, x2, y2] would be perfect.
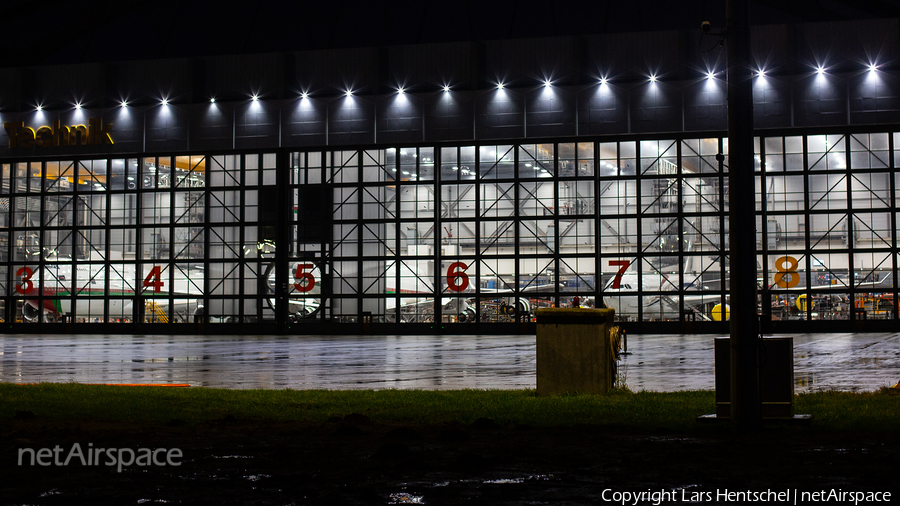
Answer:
[0, 333, 897, 392]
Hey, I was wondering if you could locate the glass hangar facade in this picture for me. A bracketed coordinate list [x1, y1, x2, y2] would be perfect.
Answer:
[1, 19, 898, 334]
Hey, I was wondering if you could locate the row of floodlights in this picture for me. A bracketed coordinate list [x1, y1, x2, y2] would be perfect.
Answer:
[31, 63, 883, 111]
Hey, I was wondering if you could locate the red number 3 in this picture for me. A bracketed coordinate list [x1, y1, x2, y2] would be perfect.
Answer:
[16, 266, 34, 294]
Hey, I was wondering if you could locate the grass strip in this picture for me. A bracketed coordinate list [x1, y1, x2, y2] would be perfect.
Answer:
[1, 384, 897, 433]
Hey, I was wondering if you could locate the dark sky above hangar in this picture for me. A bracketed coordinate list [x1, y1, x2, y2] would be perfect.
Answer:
[1, 0, 899, 67]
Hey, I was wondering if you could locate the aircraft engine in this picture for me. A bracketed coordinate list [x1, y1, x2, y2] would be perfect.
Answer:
[22, 302, 42, 322]
[457, 307, 476, 323]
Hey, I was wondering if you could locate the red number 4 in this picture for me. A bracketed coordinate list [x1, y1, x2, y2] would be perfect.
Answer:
[143, 266, 164, 293]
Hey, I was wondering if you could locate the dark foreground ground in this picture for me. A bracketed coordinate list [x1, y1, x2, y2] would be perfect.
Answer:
[2, 414, 898, 505]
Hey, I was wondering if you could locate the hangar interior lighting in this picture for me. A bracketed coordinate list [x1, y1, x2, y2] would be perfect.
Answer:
[599, 77, 608, 85]
[210, 98, 216, 103]
[869, 63, 878, 73]
[816, 66, 825, 75]
[300, 91, 309, 99]
[497, 82, 505, 90]
[121, 100, 128, 108]
[345, 89, 353, 97]
[443, 85, 450, 92]
[74, 103, 82, 110]
[36, 105, 43, 112]
[543, 80, 552, 88]
[706, 71, 715, 80]
[161, 98, 169, 106]
[251, 94, 259, 101]
[397, 87, 405, 95]
[757, 69, 766, 77]
[649, 75, 657, 83]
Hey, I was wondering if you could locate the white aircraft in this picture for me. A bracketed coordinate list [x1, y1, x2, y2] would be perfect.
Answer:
[17, 261, 204, 323]
[602, 260, 727, 321]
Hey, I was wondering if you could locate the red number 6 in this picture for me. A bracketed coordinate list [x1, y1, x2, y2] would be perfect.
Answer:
[447, 262, 469, 292]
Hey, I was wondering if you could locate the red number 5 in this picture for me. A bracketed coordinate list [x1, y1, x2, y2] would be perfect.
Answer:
[293, 263, 316, 293]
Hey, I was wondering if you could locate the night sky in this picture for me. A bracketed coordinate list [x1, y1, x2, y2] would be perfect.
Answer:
[2, 0, 899, 67]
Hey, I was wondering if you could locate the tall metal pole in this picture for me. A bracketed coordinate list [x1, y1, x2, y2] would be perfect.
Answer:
[726, 0, 761, 429]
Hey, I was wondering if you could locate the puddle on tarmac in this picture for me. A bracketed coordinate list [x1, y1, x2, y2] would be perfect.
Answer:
[388, 492, 425, 504]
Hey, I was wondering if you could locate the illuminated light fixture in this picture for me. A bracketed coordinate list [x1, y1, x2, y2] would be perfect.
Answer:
[757, 69, 766, 77]
[74, 103, 82, 110]
[161, 98, 169, 106]
[816, 66, 825, 75]
[397, 87, 405, 95]
[251, 94, 259, 101]
[36, 105, 43, 112]
[706, 71, 715, 80]
[120, 100, 128, 108]
[442, 85, 450, 92]
[345, 89, 353, 97]
[868, 63, 878, 73]
[210, 97, 216, 103]
[497, 82, 505, 90]
[649, 74, 657, 83]
[599, 77, 608, 85]
[543, 80, 552, 88]
[300, 91, 308, 99]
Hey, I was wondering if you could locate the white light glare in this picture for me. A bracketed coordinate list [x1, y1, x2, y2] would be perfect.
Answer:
[543, 80, 552, 88]
[397, 87, 405, 95]
[251, 94, 259, 101]
[706, 71, 715, 80]
[300, 91, 309, 99]
[345, 89, 353, 97]
[497, 82, 505, 90]
[599, 77, 608, 85]
[36, 105, 43, 112]
[210, 97, 216, 103]
[442, 85, 450, 93]
[121, 100, 128, 108]
[74, 103, 82, 110]
[649, 75, 657, 83]
[757, 69, 766, 77]
[815, 66, 825, 75]
[869, 63, 878, 73]
[161, 98, 169, 106]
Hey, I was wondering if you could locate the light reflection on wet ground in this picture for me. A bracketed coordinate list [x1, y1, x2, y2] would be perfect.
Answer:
[0, 333, 896, 392]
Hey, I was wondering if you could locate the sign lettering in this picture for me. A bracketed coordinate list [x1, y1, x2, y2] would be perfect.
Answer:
[4, 118, 114, 149]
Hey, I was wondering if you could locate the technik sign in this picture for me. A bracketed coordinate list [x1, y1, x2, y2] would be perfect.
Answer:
[4, 118, 113, 148]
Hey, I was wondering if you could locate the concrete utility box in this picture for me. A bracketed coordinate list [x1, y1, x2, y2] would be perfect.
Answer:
[714, 337, 794, 418]
[536, 308, 617, 395]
